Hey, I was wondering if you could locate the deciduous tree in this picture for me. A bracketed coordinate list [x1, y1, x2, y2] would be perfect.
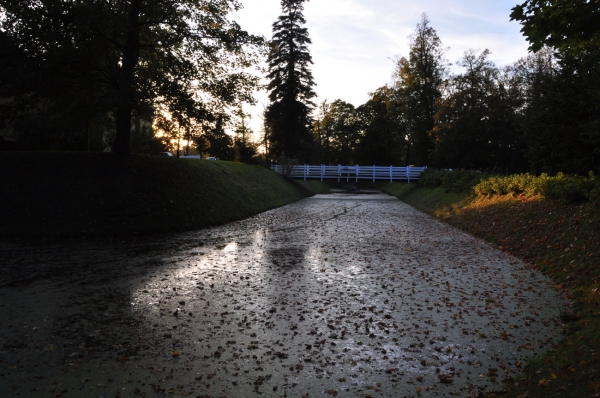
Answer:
[355, 86, 407, 166]
[393, 14, 447, 166]
[510, 0, 600, 53]
[432, 50, 522, 171]
[517, 48, 600, 174]
[196, 114, 234, 160]
[0, 0, 263, 155]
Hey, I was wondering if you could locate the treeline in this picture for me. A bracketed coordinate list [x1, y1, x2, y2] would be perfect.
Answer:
[312, 14, 599, 175]
[1, 2, 598, 175]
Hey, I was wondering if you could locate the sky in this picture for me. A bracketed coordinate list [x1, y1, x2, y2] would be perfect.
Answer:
[230, 0, 531, 137]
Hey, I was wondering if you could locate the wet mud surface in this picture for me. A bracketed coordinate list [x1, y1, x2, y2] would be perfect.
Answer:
[0, 192, 566, 397]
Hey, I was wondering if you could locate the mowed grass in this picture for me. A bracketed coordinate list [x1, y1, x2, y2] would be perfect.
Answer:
[381, 183, 600, 397]
[0, 152, 328, 242]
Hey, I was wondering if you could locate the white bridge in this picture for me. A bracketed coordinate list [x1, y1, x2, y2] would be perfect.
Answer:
[270, 164, 427, 182]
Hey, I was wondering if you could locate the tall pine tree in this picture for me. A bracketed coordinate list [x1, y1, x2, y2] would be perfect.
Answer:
[265, 0, 316, 162]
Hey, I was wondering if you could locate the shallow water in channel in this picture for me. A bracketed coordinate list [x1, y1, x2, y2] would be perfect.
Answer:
[0, 192, 566, 397]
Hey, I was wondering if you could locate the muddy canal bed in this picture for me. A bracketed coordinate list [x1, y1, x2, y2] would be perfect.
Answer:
[0, 192, 566, 397]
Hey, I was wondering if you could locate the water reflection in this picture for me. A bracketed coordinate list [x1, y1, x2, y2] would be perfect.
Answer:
[0, 193, 566, 398]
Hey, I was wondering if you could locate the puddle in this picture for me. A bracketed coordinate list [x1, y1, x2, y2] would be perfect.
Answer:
[0, 193, 566, 397]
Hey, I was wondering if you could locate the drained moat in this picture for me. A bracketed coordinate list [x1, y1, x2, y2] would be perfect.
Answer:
[0, 192, 566, 397]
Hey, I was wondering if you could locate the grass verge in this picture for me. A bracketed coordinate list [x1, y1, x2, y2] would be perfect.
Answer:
[0, 152, 329, 242]
[381, 183, 600, 398]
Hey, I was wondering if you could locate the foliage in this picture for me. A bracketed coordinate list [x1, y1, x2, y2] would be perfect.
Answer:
[194, 114, 234, 160]
[265, 0, 316, 162]
[313, 90, 409, 166]
[542, 172, 599, 202]
[0, 152, 327, 241]
[474, 173, 549, 197]
[509, 1, 600, 174]
[312, 99, 361, 165]
[510, 0, 600, 53]
[312, 100, 332, 164]
[315, 14, 598, 175]
[393, 14, 447, 166]
[516, 47, 600, 175]
[232, 107, 258, 163]
[355, 86, 407, 166]
[418, 168, 446, 188]
[431, 49, 526, 172]
[0, 0, 263, 155]
[419, 168, 486, 192]
[473, 172, 599, 203]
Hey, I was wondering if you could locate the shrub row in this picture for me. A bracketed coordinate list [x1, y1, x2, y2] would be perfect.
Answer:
[419, 169, 487, 192]
[420, 169, 600, 203]
[474, 172, 599, 202]
[544, 173, 600, 202]
[473, 173, 549, 197]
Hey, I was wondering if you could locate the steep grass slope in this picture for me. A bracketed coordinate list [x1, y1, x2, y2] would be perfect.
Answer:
[0, 152, 327, 241]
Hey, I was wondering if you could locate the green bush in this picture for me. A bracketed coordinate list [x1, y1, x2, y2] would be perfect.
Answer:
[474, 173, 549, 197]
[589, 185, 600, 203]
[441, 170, 485, 192]
[542, 172, 598, 202]
[419, 169, 485, 192]
[419, 168, 446, 189]
[473, 172, 599, 203]
[423, 170, 600, 202]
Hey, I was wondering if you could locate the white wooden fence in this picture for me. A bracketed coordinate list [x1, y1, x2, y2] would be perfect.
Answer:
[270, 164, 427, 183]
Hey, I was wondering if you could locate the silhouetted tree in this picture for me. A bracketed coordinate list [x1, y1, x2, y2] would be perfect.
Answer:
[393, 14, 447, 166]
[312, 100, 331, 164]
[232, 107, 257, 163]
[196, 115, 234, 160]
[265, 0, 316, 162]
[0, 0, 263, 155]
[517, 48, 600, 174]
[355, 86, 407, 166]
[326, 100, 360, 165]
[432, 50, 524, 171]
[511, 0, 600, 54]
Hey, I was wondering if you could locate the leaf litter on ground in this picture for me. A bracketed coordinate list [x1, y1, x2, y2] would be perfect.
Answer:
[0, 192, 566, 397]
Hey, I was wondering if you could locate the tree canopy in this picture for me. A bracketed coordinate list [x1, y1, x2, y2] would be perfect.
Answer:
[510, 0, 600, 53]
[431, 50, 524, 171]
[0, 0, 264, 154]
[308, 14, 598, 175]
[393, 14, 447, 166]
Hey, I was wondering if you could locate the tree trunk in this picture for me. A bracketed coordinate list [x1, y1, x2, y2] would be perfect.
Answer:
[113, 0, 141, 156]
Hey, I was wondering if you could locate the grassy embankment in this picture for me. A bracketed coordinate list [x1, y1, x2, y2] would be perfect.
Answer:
[381, 181, 600, 398]
[0, 152, 329, 242]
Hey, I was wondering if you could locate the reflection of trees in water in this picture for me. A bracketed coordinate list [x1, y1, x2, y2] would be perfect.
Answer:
[266, 246, 307, 268]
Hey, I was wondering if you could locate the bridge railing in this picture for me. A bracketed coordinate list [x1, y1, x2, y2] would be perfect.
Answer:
[270, 164, 427, 183]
